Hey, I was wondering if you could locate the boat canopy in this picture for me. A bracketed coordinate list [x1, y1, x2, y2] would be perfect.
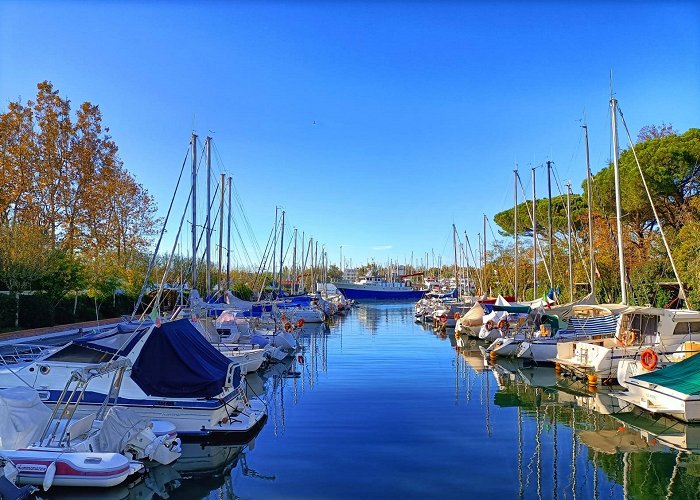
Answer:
[73, 321, 151, 356]
[131, 319, 235, 398]
[634, 353, 700, 396]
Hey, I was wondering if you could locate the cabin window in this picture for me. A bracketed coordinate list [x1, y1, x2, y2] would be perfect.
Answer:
[625, 314, 658, 337]
[673, 321, 700, 335]
[45, 344, 113, 363]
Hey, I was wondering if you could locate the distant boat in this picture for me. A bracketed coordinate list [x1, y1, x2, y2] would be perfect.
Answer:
[335, 274, 425, 301]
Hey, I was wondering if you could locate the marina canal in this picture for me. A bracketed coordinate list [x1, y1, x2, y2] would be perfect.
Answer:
[39, 303, 700, 499]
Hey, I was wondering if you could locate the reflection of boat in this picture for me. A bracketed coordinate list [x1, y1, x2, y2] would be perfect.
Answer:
[612, 410, 700, 454]
[577, 428, 659, 454]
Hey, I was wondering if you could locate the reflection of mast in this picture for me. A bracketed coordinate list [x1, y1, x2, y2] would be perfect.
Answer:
[536, 389, 542, 500]
[552, 405, 558, 500]
[485, 365, 492, 437]
[571, 408, 577, 500]
[622, 451, 629, 499]
[518, 406, 524, 499]
[665, 450, 682, 500]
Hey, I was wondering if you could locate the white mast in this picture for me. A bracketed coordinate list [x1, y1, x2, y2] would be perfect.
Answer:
[532, 167, 537, 301]
[611, 96, 627, 304]
[218, 172, 224, 291]
[226, 176, 232, 291]
[191, 133, 198, 291]
[566, 181, 573, 302]
[583, 125, 596, 298]
[205, 136, 212, 297]
[514, 167, 519, 300]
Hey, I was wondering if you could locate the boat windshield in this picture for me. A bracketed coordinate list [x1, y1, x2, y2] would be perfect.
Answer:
[45, 343, 115, 364]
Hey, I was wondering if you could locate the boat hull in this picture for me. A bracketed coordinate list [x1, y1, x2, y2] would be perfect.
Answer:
[335, 286, 425, 301]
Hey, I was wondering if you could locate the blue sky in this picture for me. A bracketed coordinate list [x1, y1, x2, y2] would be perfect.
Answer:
[1, 1, 699, 270]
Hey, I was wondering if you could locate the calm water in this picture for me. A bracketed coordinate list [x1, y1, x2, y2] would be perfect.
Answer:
[47, 303, 700, 499]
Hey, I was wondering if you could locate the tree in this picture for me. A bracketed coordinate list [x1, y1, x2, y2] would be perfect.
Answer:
[327, 264, 343, 280]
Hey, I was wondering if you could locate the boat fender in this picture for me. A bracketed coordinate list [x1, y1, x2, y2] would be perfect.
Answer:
[640, 349, 658, 371]
[454, 312, 460, 321]
[281, 313, 287, 321]
[485, 320, 494, 331]
[497, 319, 509, 330]
[43, 461, 56, 491]
[284, 322, 293, 333]
[296, 318, 304, 328]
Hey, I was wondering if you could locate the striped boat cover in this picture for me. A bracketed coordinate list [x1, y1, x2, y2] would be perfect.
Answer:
[567, 315, 618, 336]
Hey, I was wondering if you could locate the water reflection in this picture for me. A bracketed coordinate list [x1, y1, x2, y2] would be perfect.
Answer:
[482, 355, 700, 499]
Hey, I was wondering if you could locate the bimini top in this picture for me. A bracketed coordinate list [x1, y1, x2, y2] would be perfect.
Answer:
[634, 352, 700, 396]
[131, 318, 235, 398]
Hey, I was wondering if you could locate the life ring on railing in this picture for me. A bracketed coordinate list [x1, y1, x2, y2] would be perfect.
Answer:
[485, 320, 495, 331]
[620, 330, 637, 347]
[284, 321, 293, 333]
[497, 319, 510, 330]
[640, 349, 658, 371]
[440, 314, 448, 323]
[296, 318, 304, 328]
[281, 313, 287, 321]
[454, 312, 461, 321]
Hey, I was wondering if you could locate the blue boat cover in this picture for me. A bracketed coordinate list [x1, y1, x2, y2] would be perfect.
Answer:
[131, 319, 234, 398]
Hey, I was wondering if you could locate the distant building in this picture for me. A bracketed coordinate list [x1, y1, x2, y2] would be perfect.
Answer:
[343, 268, 358, 282]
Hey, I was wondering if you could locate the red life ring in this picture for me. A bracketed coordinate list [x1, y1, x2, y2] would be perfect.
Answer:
[497, 319, 510, 330]
[454, 312, 461, 321]
[440, 314, 448, 323]
[485, 320, 494, 331]
[640, 349, 658, 371]
[296, 318, 305, 328]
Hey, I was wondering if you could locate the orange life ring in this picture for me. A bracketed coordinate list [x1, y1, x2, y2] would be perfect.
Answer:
[284, 321, 293, 333]
[454, 312, 461, 321]
[497, 319, 509, 330]
[296, 318, 304, 328]
[486, 320, 494, 331]
[640, 349, 658, 371]
[620, 330, 637, 347]
[281, 313, 287, 321]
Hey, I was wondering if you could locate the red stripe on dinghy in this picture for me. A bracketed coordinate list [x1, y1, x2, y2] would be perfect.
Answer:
[14, 459, 130, 477]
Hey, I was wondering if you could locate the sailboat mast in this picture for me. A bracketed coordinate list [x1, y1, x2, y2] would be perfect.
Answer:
[452, 224, 458, 293]
[226, 176, 232, 291]
[583, 125, 595, 297]
[566, 181, 573, 301]
[532, 167, 537, 301]
[191, 133, 198, 291]
[514, 167, 518, 300]
[205, 136, 212, 298]
[483, 215, 487, 293]
[272, 207, 278, 292]
[278, 210, 285, 293]
[610, 97, 627, 304]
[546, 160, 553, 290]
[292, 229, 298, 294]
[218, 173, 225, 290]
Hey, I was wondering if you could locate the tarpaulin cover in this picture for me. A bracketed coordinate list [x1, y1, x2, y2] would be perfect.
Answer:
[0, 386, 52, 449]
[634, 352, 700, 396]
[131, 319, 232, 398]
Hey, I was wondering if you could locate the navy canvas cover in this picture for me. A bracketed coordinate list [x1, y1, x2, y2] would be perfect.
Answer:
[131, 318, 232, 398]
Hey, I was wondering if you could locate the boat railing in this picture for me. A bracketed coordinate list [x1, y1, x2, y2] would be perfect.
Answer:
[0, 343, 53, 365]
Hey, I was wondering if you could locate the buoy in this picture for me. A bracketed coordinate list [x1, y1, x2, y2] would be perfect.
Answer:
[555, 362, 562, 373]
[587, 374, 598, 387]
[489, 350, 498, 360]
[296, 318, 305, 328]
[297, 355, 304, 364]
